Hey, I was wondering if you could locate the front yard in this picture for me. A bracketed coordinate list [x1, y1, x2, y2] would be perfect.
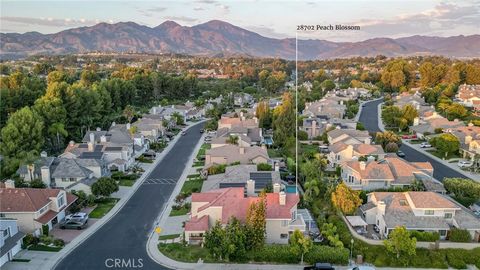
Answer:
[89, 198, 120, 218]
[196, 143, 211, 159]
[426, 149, 461, 160]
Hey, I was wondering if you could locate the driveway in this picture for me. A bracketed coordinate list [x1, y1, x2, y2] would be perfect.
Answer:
[54, 122, 205, 270]
[359, 99, 467, 181]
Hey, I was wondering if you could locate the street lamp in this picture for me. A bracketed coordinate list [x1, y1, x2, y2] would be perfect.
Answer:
[350, 238, 354, 265]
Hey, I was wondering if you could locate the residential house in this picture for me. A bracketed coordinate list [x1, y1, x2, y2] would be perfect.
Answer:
[327, 129, 371, 145]
[411, 117, 465, 139]
[204, 145, 269, 167]
[341, 157, 433, 190]
[361, 191, 480, 241]
[202, 164, 281, 193]
[301, 116, 357, 140]
[133, 115, 166, 142]
[217, 114, 259, 130]
[395, 92, 435, 118]
[16, 151, 54, 182]
[184, 187, 304, 245]
[213, 126, 263, 147]
[0, 181, 77, 235]
[233, 93, 254, 107]
[447, 124, 480, 159]
[456, 84, 480, 112]
[0, 219, 25, 267]
[328, 143, 385, 167]
[303, 98, 346, 119]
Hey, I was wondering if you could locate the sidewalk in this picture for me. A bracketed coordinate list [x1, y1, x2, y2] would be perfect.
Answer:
[375, 101, 480, 182]
[34, 121, 205, 270]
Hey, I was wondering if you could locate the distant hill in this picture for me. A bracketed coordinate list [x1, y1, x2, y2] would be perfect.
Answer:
[1, 20, 479, 60]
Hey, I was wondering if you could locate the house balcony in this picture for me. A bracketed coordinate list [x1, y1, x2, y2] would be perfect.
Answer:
[289, 214, 306, 232]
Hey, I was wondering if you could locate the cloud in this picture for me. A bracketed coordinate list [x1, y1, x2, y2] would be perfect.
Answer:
[164, 16, 198, 23]
[138, 6, 167, 17]
[245, 25, 288, 39]
[193, 6, 204, 11]
[0, 16, 100, 28]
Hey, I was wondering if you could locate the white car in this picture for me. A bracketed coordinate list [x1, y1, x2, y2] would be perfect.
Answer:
[419, 142, 432, 148]
[457, 160, 473, 168]
[349, 266, 376, 270]
[65, 212, 88, 221]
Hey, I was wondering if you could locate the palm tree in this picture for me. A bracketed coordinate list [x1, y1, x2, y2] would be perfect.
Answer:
[303, 178, 321, 204]
[48, 122, 68, 152]
[226, 135, 239, 145]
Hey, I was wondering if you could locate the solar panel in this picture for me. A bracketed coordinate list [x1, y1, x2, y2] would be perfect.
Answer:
[78, 144, 88, 148]
[250, 172, 272, 189]
[219, 183, 246, 189]
[105, 147, 123, 151]
[94, 145, 104, 151]
[80, 152, 103, 159]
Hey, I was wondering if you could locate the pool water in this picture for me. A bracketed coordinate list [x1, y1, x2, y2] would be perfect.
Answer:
[285, 185, 297, 193]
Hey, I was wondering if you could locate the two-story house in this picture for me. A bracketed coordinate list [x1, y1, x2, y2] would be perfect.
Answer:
[328, 143, 385, 167]
[361, 191, 480, 241]
[341, 157, 433, 190]
[0, 219, 25, 267]
[204, 145, 269, 167]
[0, 180, 77, 235]
[184, 186, 304, 245]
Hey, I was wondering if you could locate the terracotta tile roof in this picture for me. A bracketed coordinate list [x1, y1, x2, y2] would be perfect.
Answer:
[406, 192, 459, 209]
[346, 160, 394, 180]
[192, 188, 298, 224]
[34, 210, 58, 224]
[0, 188, 61, 212]
[185, 215, 209, 231]
[353, 144, 384, 155]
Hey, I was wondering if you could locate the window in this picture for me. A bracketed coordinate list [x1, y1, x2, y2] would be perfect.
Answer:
[444, 213, 453, 219]
[3, 229, 9, 237]
[281, 220, 288, 227]
[39, 206, 47, 214]
[69, 178, 76, 182]
[62, 178, 67, 182]
[291, 211, 296, 221]
[439, 230, 447, 236]
[424, 210, 434, 215]
[58, 195, 65, 207]
[280, 234, 288, 239]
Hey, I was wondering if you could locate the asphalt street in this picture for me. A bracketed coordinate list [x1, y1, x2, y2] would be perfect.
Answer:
[359, 99, 466, 181]
[55, 123, 204, 270]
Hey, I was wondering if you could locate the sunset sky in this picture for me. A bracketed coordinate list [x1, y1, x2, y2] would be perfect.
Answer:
[1, 0, 479, 41]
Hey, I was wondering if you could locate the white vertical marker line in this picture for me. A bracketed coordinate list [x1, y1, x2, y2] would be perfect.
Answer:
[295, 31, 298, 196]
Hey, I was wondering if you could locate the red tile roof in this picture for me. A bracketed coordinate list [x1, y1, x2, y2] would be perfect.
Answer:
[0, 188, 61, 212]
[184, 215, 209, 231]
[34, 210, 58, 224]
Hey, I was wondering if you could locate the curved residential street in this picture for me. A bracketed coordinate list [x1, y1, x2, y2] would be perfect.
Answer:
[359, 99, 467, 181]
[54, 123, 205, 270]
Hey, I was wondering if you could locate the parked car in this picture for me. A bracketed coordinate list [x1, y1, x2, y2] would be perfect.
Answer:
[199, 129, 204, 133]
[419, 142, 432, 148]
[349, 266, 376, 270]
[318, 145, 329, 153]
[60, 218, 88, 230]
[396, 150, 406, 157]
[401, 134, 417, 139]
[304, 263, 335, 270]
[181, 131, 187, 136]
[373, 225, 380, 233]
[458, 160, 473, 168]
[65, 212, 88, 221]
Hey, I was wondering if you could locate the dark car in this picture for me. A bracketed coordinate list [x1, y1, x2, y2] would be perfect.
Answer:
[304, 263, 335, 270]
[396, 150, 406, 158]
[373, 225, 380, 233]
[60, 218, 88, 230]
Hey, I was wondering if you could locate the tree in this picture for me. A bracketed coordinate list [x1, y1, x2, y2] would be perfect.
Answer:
[91, 177, 119, 198]
[273, 92, 295, 147]
[171, 112, 184, 126]
[289, 229, 313, 264]
[0, 107, 44, 176]
[429, 133, 459, 158]
[443, 178, 480, 202]
[375, 131, 401, 149]
[321, 79, 336, 92]
[303, 177, 321, 205]
[384, 226, 416, 261]
[331, 182, 362, 214]
[381, 105, 402, 128]
[30, 179, 47, 188]
[225, 217, 247, 261]
[204, 221, 228, 260]
[385, 142, 399, 153]
[123, 105, 135, 123]
[226, 135, 239, 145]
[445, 103, 468, 120]
[245, 193, 266, 250]
[255, 101, 272, 129]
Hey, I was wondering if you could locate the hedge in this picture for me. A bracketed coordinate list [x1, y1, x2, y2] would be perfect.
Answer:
[249, 244, 348, 265]
[449, 228, 472, 242]
[409, 230, 440, 242]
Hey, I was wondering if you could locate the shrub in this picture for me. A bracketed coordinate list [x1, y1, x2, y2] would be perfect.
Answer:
[42, 224, 49, 236]
[304, 245, 349, 265]
[22, 233, 39, 248]
[39, 235, 53, 245]
[111, 171, 125, 180]
[257, 163, 272, 171]
[409, 231, 440, 242]
[449, 228, 472, 242]
[207, 164, 226, 175]
[53, 238, 65, 247]
[298, 130, 308, 141]
[385, 142, 399, 152]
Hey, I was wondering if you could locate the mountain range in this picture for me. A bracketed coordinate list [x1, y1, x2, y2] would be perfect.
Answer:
[1, 20, 479, 60]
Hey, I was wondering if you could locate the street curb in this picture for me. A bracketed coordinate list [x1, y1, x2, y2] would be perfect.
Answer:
[374, 102, 478, 182]
[47, 121, 205, 270]
[355, 97, 383, 122]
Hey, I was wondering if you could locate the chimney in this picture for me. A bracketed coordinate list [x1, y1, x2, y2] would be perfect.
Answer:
[364, 137, 371, 145]
[253, 117, 258, 124]
[465, 135, 473, 145]
[112, 121, 116, 127]
[377, 201, 386, 216]
[40, 166, 51, 187]
[274, 162, 280, 172]
[246, 179, 255, 196]
[69, 140, 75, 147]
[413, 117, 420, 126]
[100, 135, 107, 143]
[279, 191, 286, 206]
[96, 127, 101, 131]
[5, 179, 15, 189]
[359, 161, 366, 170]
[468, 122, 474, 127]
[273, 183, 281, 193]
[126, 123, 131, 130]
[454, 119, 459, 122]
[89, 132, 95, 144]
[239, 147, 245, 155]
[40, 151, 48, 158]
[88, 142, 94, 152]
[152, 107, 157, 114]
[261, 144, 267, 150]
[367, 156, 376, 162]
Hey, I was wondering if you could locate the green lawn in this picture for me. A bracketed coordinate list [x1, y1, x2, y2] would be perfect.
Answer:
[181, 179, 203, 194]
[187, 174, 201, 178]
[89, 198, 119, 218]
[196, 143, 211, 159]
[158, 243, 215, 263]
[193, 161, 204, 167]
[267, 148, 282, 158]
[118, 179, 135, 186]
[169, 206, 190, 216]
[300, 143, 318, 153]
[426, 150, 461, 160]
[159, 234, 181, 240]
[28, 244, 62, 252]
